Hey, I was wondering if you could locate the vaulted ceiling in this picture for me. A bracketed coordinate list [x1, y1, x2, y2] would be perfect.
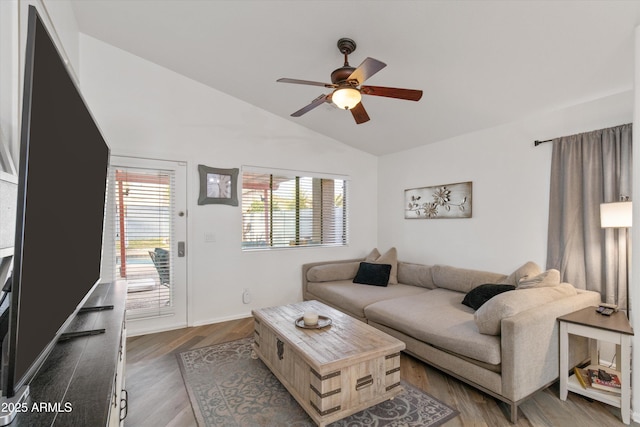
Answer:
[70, 1, 640, 156]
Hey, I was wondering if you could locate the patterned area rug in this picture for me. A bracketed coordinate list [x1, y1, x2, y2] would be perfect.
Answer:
[177, 337, 458, 427]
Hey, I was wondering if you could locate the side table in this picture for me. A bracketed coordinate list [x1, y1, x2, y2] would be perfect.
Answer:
[558, 306, 633, 425]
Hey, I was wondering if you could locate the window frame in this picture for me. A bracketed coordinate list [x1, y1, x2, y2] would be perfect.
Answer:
[241, 166, 349, 251]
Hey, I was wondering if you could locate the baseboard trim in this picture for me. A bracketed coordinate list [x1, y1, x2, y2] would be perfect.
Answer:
[127, 321, 188, 337]
[127, 313, 254, 337]
[190, 312, 253, 327]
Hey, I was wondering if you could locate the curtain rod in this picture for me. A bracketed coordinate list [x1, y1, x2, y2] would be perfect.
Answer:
[534, 123, 632, 147]
[534, 139, 552, 147]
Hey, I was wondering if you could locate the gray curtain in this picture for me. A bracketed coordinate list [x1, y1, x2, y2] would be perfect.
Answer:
[546, 123, 632, 308]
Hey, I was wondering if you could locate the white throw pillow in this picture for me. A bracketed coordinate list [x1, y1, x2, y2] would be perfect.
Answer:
[498, 261, 542, 286]
[517, 269, 561, 289]
[364, 248, 382, 262]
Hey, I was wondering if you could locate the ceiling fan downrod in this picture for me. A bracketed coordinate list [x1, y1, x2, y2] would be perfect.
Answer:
[337, 37, 356, 66]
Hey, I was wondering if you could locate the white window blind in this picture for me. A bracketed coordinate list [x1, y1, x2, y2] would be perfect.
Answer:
[104, 167, 175, 318]
[241, 168, 348, 249]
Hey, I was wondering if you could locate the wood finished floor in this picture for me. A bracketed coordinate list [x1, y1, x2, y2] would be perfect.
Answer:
[125, 317, 638, 427]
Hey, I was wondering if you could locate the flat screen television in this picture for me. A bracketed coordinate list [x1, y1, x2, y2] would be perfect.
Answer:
[0, 5, 110, 420]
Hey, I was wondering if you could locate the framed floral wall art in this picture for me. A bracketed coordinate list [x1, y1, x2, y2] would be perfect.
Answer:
[405, 181, 472, 219]
[198, 165, 239, 206]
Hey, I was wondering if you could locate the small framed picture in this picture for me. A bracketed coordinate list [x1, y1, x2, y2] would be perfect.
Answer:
[197, 165, 239, 206]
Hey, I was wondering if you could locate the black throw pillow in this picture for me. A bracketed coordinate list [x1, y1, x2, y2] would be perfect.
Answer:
[353, 262, 392, 287]
[462, 284, 516, 310]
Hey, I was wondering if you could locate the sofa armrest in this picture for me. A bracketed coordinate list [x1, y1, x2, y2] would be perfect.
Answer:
[500, 290, 600, 401]
[302, 259, 364, 300]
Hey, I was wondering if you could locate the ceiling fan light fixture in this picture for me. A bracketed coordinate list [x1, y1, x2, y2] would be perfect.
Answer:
[332, 87, 361, 110]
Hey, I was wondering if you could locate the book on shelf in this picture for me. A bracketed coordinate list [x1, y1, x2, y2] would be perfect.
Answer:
[587, 368, 621, 394]
[573, 367, 591, 389]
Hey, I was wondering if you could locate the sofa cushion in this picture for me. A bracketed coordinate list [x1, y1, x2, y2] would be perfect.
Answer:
[363, 248, 398, 283]
[364, 248, 381, 261]
[365, 289, 502, 365]
[431, 265, 507, 294]
[517, 269, 560, 289]
[462, 284, 516, 310]
[306, 262, 360, 282]
[307, 280, 427, 318]
[498, 261, 542, 286]
[397, 262, 436, 289]
[474, 283, 578, 335]
[353, 262, 391, 286]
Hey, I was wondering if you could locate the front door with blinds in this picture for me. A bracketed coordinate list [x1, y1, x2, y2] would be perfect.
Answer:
[103, 156, 187, 334]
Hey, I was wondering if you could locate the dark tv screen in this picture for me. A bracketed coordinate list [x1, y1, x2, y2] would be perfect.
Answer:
[5, 6, 110, 397]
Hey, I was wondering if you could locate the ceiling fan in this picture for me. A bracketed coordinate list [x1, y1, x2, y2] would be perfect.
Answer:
[277, 38, 423, 124]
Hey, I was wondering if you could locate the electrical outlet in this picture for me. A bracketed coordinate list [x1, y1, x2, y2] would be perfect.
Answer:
[242, 288, 251, 304]
[204, 232, 216, 243]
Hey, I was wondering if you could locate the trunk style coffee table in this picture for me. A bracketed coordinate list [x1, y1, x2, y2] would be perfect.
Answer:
[252, 300, 405, 427]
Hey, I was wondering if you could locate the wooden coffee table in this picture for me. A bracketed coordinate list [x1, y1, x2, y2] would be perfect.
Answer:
[252, 300, 405, 426]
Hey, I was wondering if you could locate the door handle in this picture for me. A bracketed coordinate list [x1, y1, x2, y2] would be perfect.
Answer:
[178, 241, 185, 257]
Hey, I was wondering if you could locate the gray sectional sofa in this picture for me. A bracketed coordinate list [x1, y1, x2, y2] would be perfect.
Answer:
[302, 253, 601, 422]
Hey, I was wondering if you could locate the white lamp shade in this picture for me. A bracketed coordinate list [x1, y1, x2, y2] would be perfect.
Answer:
[600, 201, 632, 228]
[332, 87, 362, 110]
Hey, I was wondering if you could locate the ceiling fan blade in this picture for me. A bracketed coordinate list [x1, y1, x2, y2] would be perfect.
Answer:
[348, 57, 387, 85]
[361, 85, 423, 101]
[290, 94, 330, 117]
[350, 102, 370, 124]
[277, 78, 335, 88]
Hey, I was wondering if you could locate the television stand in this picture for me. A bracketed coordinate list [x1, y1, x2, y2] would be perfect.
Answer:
[58, 329, 106, 341]
[55, 305, 115, 341]
[9, 282, 127, 426]
[79, 305, 114, 313]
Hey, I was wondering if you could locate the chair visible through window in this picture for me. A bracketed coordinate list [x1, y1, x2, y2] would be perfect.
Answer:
[148, 248, 170, 286]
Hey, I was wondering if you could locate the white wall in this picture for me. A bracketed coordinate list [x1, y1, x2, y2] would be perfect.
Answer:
[78, 35, 379, 328]
[378, 91, 633, 275]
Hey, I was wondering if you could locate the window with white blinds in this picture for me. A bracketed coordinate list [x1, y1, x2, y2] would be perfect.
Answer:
[241, 168, 348, 249]
[104, 167, 175, 318]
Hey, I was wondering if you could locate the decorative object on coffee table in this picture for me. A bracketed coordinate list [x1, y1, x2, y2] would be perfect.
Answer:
[404, 181, 472, 219]
[295, 315, 332, 329]
[197, 164, 238, 206]
[252, 300, 408, 426]
[176, 337, 459, 427]
[303, 310, 319, 326]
